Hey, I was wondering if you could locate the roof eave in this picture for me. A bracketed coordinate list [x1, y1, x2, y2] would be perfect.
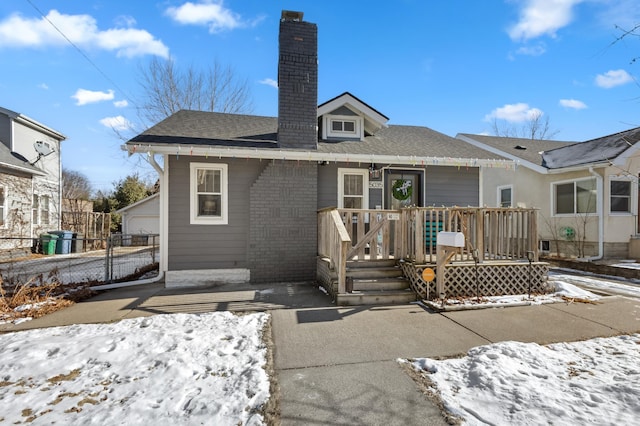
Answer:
[122, 142, 515, 169]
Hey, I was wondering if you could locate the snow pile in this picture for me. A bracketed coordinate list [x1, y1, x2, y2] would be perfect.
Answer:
[406, 334, 640, 425]
[0, 312, 270, 425]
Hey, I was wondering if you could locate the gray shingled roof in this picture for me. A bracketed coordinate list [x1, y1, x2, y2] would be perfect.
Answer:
[130, 110, 506, 160]
[457, 133, 575, 166]
[541, 127, 640, 169]
[0, 142, 44, 175]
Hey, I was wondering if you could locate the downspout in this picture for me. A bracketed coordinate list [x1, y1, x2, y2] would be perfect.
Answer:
[584, 167, 604, 261]
[148, 152, 167, 283]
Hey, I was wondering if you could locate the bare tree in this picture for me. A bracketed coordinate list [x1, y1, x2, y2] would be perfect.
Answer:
[136, 57, 254, 126]
[62, 168, 92, 200]
[492, 111, 559, 140]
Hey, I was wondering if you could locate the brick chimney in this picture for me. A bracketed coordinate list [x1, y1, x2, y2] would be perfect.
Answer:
[277, 10, 318, 150]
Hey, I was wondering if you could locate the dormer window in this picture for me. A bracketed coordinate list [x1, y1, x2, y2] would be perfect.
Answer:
[331, 119, 356, 133]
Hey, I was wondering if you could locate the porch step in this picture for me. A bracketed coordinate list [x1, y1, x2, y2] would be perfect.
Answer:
[346, 266, 404, 280]
[351, 277, 409, 291]
[336, 289, 417, 306]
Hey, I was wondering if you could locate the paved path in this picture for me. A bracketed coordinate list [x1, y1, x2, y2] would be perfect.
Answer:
[2, 281, 639, 425]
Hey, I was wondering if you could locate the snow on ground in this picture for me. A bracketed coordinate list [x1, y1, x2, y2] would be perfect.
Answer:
[0, 312, 270, 425]
[404, 334, 640, 425]
[548, 270, 640, 299]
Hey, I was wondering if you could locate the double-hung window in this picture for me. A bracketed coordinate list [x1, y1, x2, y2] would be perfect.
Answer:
[41, 195, 50, 225]
[553, 178, 597, 215]
[190, 163, 228, 225]
[610, 179, 632, 213]
[338, 168, 368, 209]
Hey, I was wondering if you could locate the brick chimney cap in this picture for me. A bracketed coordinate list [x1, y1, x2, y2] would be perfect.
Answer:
[281, 10, 303, 21]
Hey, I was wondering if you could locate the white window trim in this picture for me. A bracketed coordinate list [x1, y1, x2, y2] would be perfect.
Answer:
[190, 162, 228, 225]
[337, 168, 369, 209]
[497, 185, 513, 208]
[324, 115, 364, 140]
[41, 195, 51, 226]
[608, 175, 635, 216]
[550, 177, 598, 217]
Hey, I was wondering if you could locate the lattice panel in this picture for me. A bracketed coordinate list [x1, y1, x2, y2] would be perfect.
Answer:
[402, 261, 549, 300]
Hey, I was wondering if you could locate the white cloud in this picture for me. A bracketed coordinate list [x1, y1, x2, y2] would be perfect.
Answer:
[258, 78, 278, 89]
[72, 88, 114, 106]
[113, 100, 129, 108]
[99, 115, 132, 131]
[0, 10, 169, 58]
[559, 98, 587, 109]
[484, 103, 543, 123]
[38, 83, 49, 90]
[515, 43, 546, 56]
[595, 69, 633, 88]
[165, 1, 242, 33]
[508, 0, 584, 41]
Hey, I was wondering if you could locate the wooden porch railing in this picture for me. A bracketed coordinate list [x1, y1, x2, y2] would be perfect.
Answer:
[318, 207, 539, 293]
[398, 207, 539, 263]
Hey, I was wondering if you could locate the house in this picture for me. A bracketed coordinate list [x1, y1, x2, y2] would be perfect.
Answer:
[0, 107, 65, 252]
[115, 193, 160, 235]
[124, 11, 517, 288]
[457, 128, 640, 260]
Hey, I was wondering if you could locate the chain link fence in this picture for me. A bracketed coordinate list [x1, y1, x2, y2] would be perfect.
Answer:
[0, 234, 159, 288]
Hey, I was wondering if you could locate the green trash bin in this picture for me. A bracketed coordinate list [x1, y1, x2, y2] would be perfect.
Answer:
[40, 234, 58, 255]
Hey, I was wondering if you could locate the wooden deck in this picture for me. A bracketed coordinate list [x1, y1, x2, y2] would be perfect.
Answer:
[317, 207, 546, 303]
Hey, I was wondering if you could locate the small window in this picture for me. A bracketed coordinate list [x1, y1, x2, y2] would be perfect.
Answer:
[610, 180, 631, 213]
[338, 168, 368, 209]
[553, 178, 597, 215]
[41, 195, 50, 225]
[190, 163, 228, 225]
[331, 120, 356, 134]
[0, 187, 5, 226]
[498, 186, 512, 208]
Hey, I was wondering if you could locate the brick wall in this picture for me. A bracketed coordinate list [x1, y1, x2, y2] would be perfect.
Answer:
[277, 17, 318, 150]
[248, 160, 318, 282]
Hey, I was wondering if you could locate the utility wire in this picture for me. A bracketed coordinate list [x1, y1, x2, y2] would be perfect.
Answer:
[23, 0, 137, 106]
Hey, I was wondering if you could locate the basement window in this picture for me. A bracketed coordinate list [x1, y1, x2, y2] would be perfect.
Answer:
[190, 163, 228, 225]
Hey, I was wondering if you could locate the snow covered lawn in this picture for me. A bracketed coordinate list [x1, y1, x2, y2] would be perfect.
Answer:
[404, 334, 640, 425]
[0, 312, 271, 425]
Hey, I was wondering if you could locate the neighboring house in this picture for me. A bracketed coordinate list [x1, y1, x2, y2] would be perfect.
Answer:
[115, 193, 160, 235]
[0, 107, 65, 251]
[457, 128, 640, 260]
[125, 11, 512, 287]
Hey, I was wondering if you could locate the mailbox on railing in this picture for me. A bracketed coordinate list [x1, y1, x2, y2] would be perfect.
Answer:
[436, 232, 465, 248]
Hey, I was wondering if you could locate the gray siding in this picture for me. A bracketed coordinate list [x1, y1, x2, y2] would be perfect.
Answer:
[317, 162, 338, 209]
[426, 166, 479, 207]
[168, 157, 318, 283]
[167, 157, 266, 271]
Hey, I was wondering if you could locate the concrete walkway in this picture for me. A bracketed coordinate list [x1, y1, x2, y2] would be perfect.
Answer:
[2, 281, 640, 425]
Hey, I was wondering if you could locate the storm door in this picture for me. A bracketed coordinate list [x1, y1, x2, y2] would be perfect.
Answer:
[384, 170, 423, 209]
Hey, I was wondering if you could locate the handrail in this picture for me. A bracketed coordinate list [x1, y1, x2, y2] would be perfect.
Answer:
[318, 209, 351, 293]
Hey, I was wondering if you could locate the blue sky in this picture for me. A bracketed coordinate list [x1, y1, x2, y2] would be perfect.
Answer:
[0, 0, 639, 193]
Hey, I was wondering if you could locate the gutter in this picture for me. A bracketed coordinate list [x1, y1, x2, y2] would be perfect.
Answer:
[121, 143, 516, 170]
[582, 167, 604, 261]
